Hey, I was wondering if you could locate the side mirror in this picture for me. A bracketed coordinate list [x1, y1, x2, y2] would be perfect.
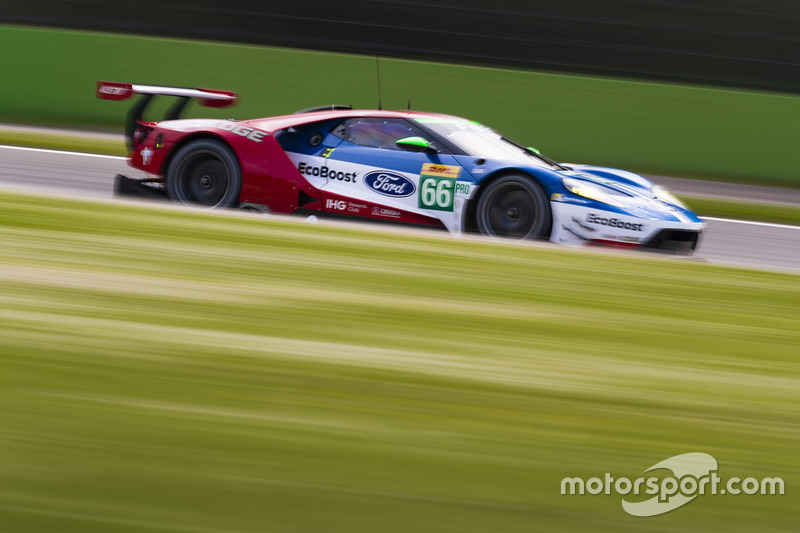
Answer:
[396, 136, 436, 153]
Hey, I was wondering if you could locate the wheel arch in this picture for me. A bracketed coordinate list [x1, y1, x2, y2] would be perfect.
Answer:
[159, 131, 238, 178]
[464, 168, 551, 234]
[163, 134, 244, 208]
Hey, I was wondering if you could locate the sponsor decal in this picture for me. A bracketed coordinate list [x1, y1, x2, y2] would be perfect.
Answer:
[325, 199, 368, 213]
[98, 84, 131, 97]
[364, 171, 415, 197]
[326, 199, 347, 211]
[213, 121, 267, 142]
[421, 163, 460, 179]
[140, 147, 153, 166]
[586, 213, 644, 232]
[454, 182, 471, 196]
[371, 206, 402, 218]
[298, 162, 357, 182]
[321, 147, 335, 158]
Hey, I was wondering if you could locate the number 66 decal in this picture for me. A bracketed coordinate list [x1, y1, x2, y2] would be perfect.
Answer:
[419, 176, 455, 211]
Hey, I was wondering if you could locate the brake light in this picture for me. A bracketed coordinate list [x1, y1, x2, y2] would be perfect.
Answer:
[133, 126, 152, 147]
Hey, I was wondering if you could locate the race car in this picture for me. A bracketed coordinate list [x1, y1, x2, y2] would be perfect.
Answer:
[97, 81, 703, 253]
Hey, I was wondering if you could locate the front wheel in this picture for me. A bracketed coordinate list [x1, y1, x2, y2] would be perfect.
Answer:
[475, 175, 552, 239]
[166, 139, 242, 208]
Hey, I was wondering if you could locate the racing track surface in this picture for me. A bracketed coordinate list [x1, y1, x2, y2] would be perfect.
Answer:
[2, 145, 799, 274]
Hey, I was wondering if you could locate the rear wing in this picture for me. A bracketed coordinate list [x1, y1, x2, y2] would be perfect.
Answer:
[96, 81, 237, 150]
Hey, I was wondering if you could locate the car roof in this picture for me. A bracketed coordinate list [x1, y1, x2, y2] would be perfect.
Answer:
[242, 109, 467, 132]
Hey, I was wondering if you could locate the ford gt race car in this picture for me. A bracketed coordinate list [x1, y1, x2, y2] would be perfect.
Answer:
[97, 81, 703, 253]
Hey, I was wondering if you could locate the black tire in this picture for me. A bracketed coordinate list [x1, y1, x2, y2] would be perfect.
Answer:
[166, 139, 242, 208]
[475, 175, 552, 239]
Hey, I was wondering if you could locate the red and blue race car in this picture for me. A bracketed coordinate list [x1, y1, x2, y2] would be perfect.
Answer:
[97, 81, 703, 253]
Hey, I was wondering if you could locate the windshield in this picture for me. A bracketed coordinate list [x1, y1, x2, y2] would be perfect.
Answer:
[414, 117, 563, 169]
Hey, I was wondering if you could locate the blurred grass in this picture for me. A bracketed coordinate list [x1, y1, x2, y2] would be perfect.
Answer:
[0, 129, 125, 156]
[681, 196, 800, 226]
[0, 191, 797, 532]
[2, 24, 800, 187]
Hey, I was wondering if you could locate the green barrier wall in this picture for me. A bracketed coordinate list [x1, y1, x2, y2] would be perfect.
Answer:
[2, 25, 799, 187]
[4, 0, 800, 93]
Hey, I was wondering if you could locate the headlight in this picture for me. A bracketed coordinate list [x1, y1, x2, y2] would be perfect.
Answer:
[652, 185, 687, 209]
[562, 177, 626, 207]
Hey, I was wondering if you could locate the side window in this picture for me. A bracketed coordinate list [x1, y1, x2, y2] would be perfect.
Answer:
[275, 122, 331, 151]
[332, 118, 419, 150]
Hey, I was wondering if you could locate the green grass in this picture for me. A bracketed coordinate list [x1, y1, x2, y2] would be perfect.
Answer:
[2, 25, 800, 187]
[0, 191, 797, 532]
[0, 129, 125, 156]
[682, 196, 800, 226]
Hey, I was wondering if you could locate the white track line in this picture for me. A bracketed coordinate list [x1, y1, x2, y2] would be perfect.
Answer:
[0, 144, 125, 160]
[3, 144, 799, 230]
[701, 217, 800, 230]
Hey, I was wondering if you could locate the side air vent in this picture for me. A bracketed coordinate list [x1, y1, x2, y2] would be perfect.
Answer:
[642, 229, 700, 255]
[298, 190, 319, 207]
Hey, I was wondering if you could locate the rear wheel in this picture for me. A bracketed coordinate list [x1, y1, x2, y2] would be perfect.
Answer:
[475, 175, 552, 239]
[166, 139, 242, 207]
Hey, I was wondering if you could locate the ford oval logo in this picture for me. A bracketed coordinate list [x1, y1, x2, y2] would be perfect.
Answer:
[364, 171, 416, 198]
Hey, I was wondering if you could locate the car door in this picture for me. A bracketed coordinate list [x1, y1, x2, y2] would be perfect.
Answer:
[319, 117, 468, 219]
